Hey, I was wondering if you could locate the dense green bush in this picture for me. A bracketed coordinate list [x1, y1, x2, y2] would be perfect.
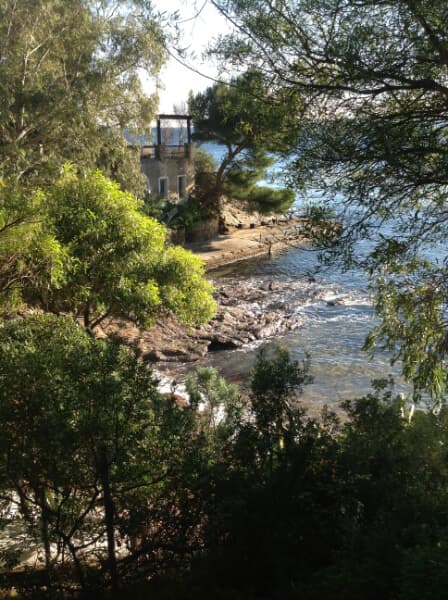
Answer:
[2, 343, 448, 598]
[0, 316, 211, 593]
[194, 148, 218, 178]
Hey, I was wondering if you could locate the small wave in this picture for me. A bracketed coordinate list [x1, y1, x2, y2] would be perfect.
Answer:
[153, 369, 189, 400]
[300, 311, 374, 325]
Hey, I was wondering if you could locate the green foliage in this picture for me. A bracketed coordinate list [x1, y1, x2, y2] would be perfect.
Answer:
[211, 0, 448, 400]
[153, 244, 216, 326]
[0, 2, 191, 327]
[305, 202, 336, 223]
[364, 263, 448, 403]
[399, 543, 448, 600]
[190, 69, 298, 150]
[224, 154, 273, 198]
[0, 1, 217, 333]
[193, 347, 338, 595]
[251, 345, 312, 415]
[0, 0, 164, 195]
[0, 315, 153, 585]
[189, 70, 297, 213]
[0, 170, 216, 327]
[0, 315, 206, 591]
[144, 191, 213, 231]
[2, 343, 448, 598]
[142, 191, 167, 220]
[194, 148, 218, 177]
[16, 168, 215, 329]
[244, 186, 295, 214]
[0, 179, 66, 310]
[222, 150, 295, 214]
[190, 361, 448, 599]
[161, 200, 204, 229]
[186, 367, 244, 452]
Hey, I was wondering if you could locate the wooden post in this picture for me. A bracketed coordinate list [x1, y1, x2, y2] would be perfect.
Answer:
[187, 117, 192, 144]
[157, 117, 162, 146]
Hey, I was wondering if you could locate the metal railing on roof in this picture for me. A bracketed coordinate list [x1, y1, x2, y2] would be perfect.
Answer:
[141, 144, 193, 160]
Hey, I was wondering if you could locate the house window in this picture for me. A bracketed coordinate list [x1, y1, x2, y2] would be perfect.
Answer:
[158, 177, 168, 198]
[177, 175, 187, 200]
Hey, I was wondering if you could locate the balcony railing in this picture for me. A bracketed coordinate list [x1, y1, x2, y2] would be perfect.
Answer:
[141, 144, 193, 160]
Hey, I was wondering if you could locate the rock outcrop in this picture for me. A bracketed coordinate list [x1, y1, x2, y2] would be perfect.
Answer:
[100, 276, 328, 364]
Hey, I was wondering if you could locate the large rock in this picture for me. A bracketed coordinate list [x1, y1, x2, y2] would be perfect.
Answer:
[220, 198, 288, 230]
[100, 275, 329, 364]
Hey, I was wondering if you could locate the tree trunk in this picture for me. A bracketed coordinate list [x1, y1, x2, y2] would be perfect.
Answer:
[100, 457, 119, 592]
[62, 535, 86, 591]
[36, 487, 52, 586]
[41, 508, 52, 584]
[42, 512, 52, 571]
[83, 303, 90, 330]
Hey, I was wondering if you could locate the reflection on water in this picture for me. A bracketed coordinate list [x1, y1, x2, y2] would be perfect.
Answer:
[194, 142, 438, 409]
[200, 244, 408, 411]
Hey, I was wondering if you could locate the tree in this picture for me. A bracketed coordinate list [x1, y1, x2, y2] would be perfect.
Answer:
[186, 366, 244, 458]
[211, 0, 448, 401]
[0, 178, 65, 311]
[250, 345, 312, 468]
[0, 0, 165, 195]
[180, 357, 448, 600]
[0, 0, 175, 317]
[0, 315, 203, 592]
[188, 70, 297, 214]
[193, 346, 342, 596]
[15, 168, 216, 330]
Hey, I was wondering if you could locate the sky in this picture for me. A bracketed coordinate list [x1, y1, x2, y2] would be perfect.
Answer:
[150, 0, 232, 113]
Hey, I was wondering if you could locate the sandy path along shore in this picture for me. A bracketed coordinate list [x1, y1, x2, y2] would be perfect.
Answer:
[185, 220, 306, 270]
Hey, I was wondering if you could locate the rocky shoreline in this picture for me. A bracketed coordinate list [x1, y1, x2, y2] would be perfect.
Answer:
[101, 215, 319, 367]
[101, 273, 328, 365]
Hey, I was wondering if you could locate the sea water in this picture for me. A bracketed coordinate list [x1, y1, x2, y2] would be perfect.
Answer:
[185, 142, 414, 410]
[203, 244, 410, 412]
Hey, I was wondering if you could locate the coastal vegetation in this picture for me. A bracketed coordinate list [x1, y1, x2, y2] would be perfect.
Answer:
[0, 0, 215, 327]
[188, 71, 296, 215]
[1, 0, 448, 598]
[19, 167, 215, 330]
[0, 0, 165, 195]
[1, 339, 448, 599]
[211, 0, 448, 403]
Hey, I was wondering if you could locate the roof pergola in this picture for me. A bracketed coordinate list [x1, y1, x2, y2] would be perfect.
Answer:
[156, 114, 192, 146]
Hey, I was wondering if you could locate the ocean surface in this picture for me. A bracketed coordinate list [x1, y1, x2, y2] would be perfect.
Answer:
[195, 243, 406, 413]
[160, 142, 412, 412]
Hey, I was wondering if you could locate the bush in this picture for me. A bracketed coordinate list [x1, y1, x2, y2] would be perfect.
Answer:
[194, 147, 218, 178]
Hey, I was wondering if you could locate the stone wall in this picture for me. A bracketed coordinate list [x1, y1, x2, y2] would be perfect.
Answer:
[185, 216, 220, 243]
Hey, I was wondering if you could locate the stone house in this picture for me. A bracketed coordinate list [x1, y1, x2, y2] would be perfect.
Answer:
[140, 114, 195, 202]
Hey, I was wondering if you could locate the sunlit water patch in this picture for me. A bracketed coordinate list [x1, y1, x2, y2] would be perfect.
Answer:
[157, 243, 409, 413]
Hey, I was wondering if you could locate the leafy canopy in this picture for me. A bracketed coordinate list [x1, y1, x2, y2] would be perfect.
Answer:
[0, 2, 217, 329]
[0, 178, 65, 311]
[16, 168, 216, 329]
[0, 0, 165, 194]
[189, 70, 297, 213]
[211, 0, 448, 401]
[0, 314, 202, 587]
